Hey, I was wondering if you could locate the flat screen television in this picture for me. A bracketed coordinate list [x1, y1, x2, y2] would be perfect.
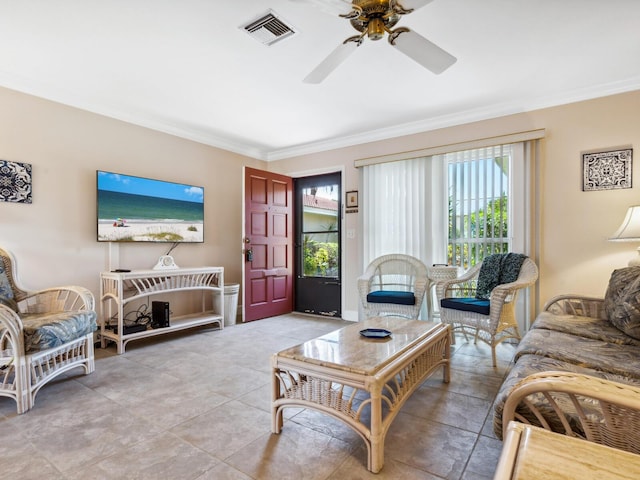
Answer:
[97, 170, 204, 243]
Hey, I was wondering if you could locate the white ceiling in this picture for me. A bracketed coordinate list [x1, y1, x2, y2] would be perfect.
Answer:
[1, 0, 639, 161]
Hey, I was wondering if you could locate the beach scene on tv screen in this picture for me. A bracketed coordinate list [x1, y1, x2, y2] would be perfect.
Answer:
[97, 171, 204, 242]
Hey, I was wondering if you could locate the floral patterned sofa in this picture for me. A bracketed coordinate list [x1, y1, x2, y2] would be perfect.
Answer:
[493, 266, 640, 455]
[0, 247, 97, 414]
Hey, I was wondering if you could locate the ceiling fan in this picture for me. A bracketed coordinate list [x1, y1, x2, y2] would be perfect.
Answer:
[301, 0, 457, 83]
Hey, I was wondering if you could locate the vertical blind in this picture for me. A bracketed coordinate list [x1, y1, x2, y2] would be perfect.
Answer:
[362, 156, 447, 268]
[446, 144, 512, 268]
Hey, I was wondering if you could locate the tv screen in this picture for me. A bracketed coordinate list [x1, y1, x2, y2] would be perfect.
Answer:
[97, 170, 204, 243]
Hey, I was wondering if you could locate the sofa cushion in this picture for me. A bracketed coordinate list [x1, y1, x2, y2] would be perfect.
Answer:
[440, 297, 490, 315]
[532, 311, 640, 346]
[366, 290, 415, 305]
[22, 310, 97, 354]
[606, 271, 640, 340]
[514, 328, 640, 379]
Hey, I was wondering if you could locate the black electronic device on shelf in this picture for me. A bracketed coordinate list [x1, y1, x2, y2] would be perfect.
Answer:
[111, 323, 147, 335]
[151, 301, 170, 328]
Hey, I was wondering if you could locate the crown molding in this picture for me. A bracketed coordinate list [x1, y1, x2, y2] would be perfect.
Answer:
[264, 76, 640, 161]
[2, 69, 640, 162]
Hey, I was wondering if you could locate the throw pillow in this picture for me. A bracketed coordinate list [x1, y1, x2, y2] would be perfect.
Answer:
[606, 267, 640, 340]
[604, 266, 640, 322]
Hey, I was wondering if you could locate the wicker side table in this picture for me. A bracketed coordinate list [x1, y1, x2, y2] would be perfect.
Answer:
[426, 265, 459, 320]
[494, 421, 640, 479]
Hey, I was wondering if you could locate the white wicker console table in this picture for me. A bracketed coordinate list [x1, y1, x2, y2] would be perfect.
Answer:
[271, 317, 450, 473]
[99, 267, 223, 354]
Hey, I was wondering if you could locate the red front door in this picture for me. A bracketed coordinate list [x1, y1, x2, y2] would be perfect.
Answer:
[243, 167, 293, 321]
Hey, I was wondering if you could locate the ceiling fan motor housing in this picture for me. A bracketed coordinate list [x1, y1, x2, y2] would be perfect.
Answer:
[350, 0, 401, 40]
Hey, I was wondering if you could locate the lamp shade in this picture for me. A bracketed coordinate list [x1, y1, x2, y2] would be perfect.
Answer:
[610, 206, 640, 241]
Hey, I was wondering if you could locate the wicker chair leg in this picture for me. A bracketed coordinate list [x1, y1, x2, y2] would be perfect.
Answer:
[473, 327, 481, 345]
[490, 340, 498, 368]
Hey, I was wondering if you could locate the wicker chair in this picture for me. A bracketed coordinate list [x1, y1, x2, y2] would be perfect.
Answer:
[435, 256, 538, 366]
[501, 371, 640, 455]
[358, 254, 429, 319]
[0, 247, 96, 413]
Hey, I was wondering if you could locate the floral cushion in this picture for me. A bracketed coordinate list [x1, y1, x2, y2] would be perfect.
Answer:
[605, 269, 640, 340]
[0, 264, 17, 311]
[514, 328, 640, 379]
[21, 310, 97, 353]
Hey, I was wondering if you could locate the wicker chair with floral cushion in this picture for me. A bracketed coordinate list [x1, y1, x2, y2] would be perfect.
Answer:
[435, 253, 538, 367]
[0, 246, 96, 414]
[358, 254, 429, 319]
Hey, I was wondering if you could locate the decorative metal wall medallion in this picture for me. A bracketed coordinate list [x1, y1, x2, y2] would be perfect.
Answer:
[582, 149, 632, 191]
[0, 160, 32, 203]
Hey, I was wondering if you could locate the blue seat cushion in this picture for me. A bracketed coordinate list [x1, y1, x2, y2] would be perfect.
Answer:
[367, 290, 416, 306]
[440, 297, 490, 315]
[21, 310, 97, 354]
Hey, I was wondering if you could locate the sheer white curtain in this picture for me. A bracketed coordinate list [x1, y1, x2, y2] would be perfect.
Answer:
[361, 156, 448, 268]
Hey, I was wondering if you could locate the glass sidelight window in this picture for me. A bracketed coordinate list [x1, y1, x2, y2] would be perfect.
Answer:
[300, 184, 340, 278]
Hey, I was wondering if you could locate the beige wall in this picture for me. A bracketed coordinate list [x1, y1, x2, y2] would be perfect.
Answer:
[0, 87, 265, 301]
[2, 85, 639, 322]
[270, 90, 640, 317]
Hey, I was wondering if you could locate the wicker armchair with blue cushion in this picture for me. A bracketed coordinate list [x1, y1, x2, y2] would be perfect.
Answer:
[0, 246, 96, 414]
[358, 254, 429, 319]
[436, 253, 538, 366]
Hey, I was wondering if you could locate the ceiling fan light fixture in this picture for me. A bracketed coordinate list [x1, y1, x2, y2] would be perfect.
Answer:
[367, 18, 386, 40]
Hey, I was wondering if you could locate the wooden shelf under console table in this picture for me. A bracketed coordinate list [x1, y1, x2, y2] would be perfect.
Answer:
[99, 267, 224, 354]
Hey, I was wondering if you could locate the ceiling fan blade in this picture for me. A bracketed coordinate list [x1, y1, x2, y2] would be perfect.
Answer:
[303, 39, 360, 84]
[393, 0, 435, 13]
[289, 0, 355, 17]
[388, 28, 456, 74]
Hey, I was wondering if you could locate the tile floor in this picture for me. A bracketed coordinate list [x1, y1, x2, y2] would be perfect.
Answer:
[0, 314, 518, 479]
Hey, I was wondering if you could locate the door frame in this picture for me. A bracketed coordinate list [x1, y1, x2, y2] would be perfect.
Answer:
[294, 171, 342, 317]
[241, 165, 346, 322]
[286, 165, 346, 319]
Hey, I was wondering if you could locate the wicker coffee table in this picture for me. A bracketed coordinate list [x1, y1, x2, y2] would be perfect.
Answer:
[271, 317, 451, 473]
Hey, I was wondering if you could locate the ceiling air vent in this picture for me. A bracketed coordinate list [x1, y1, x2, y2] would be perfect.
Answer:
[241, 10, 297, 46]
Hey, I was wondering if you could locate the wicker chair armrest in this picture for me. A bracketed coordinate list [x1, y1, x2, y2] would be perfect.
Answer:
[0, 303, 24, 334]
[488, 277, 535, 303]
[0, 304, 26, 362]
[414, 277, 429, 298]
[357, 277, 371, 304]
[502, 371, 640, 453]
[543, 294, 606, 319]
[435, 264, 482, 300]
[18, 286, 95, 314]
